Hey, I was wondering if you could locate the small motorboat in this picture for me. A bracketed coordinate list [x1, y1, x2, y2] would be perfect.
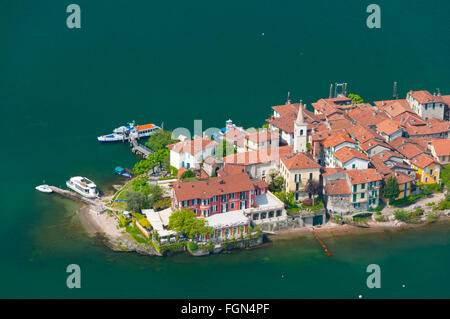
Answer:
[36, 185, 53, 193]
[115, 166, 133, 178]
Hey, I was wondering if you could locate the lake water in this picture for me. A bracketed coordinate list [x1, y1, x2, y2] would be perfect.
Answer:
[1, 0, 449, 298]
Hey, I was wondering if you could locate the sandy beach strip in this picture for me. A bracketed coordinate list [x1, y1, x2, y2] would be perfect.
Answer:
[77, 205, 123, 238]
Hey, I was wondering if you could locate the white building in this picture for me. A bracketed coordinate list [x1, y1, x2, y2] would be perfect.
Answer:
[167, 136, 218, 170]
[407, 90, 447, 120]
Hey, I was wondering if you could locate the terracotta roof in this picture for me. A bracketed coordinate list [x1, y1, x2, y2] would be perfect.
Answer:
[223, 146, 293, 166]
[405, 121, 450, 137]
[408, 90, 445, 104]
[221, 164, 246, 176]
[173, 172, 254, 201]
[393, 112, 426, 127]
[376, 119, 402, 136]
[431, 139, 450, 157]
[224, 127, 247, 142]
[322, 135, 356, 148]
[374, 99, 413, 118]
[372, 150, 405, 162]
[328, 118, 354, 130]
[334, 146, 369, 164]
[347, 104, 389, 127]
[395, 143, 426, 159]
[346, 169, 383, 185]
[252, 179, 268, 189]
[322, 167, 345, 178]
[325, 180, 350, 196]
[360, 139, 392, 152]
[411, 153, 439, 169]
[167, 137, 218, 156]
[346, 124, 383, 144]
[280, 152, 321, 170]
[387, 172, 415, 185]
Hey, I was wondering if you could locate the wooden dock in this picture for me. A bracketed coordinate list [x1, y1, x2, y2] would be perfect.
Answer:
[129, 138, 153, 158]
[311, 230, 332, 257]
[48, 186, 105, 212]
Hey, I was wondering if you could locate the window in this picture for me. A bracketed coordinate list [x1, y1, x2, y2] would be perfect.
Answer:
[361, 183, 365, 190]
[309, 173, 313, 180]
[353, 194, 357, 202]
[230, 193, 235, 199]
[352, 164, 356, 169]
[230, 203, 235, 209]
[296, 183, 300, 191]
[261, 212, 267, 219]
[240, 192, 246, 200]
[212, 196, 217, 202]
[253, 213, 259, 220]
[212, 205, 217, 212]
[276, 210, 282, 217]
[222, 194, 226, 202]
[353, 185, 357, 192]
[361, 193, 365, 199]
[269, 211, 274, 218]
[295, 174, 300, 182]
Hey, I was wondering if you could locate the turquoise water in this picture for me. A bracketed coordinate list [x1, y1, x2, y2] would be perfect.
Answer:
[1, 0, 449, 298]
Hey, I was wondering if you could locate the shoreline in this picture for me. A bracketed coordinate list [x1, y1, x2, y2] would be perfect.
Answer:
[268, 217, 450, 242]
[75, 197, 450, 255]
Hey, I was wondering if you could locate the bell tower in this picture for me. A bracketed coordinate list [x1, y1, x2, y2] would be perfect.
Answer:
[294, 101, 307, 153]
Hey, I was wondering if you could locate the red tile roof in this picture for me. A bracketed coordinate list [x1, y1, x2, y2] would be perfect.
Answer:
[322, 135, 356, 148]
[408, 90, 445, 104]
[280, 152, 321, 170]
[431, 139, 450, 157]
[411, 153, 439, 169]
[347, 104, 389, 127]
[346, 169, 383, 185]
[360, 139, 392, 152]
[374, 99, 413, 118]
[173, 172, 254, 201]
[167, 137, 218, 156]
[223, 146, 293, 166]
[405, 121, 450, 137]
[325, 180, 350, 195]
[334, 146, 369, 164]
[346, 124, 383, 144]
[376, 119, 402, 136]
[389, 146, 422, 162]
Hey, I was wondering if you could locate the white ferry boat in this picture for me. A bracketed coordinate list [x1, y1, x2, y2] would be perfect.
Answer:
[97, 122, 161, 143]
[66, 176, 99, 199]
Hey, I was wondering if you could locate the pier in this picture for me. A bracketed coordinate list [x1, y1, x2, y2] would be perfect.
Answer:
[311, 230, 332, 257]
[48, 186, 105, 212]
[129, 137, 153, 158]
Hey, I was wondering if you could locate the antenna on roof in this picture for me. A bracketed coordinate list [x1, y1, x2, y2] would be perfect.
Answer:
[393, 81, 398, 100]
[437, 88, 441, 96]
[329, 83, 333, 98]
[286, 91, 291, 104]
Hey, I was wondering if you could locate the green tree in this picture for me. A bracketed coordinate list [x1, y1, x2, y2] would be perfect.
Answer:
[148, 184, 164, 204]
[126, 190, 148, 213]
[168, 209, 213, 239]
[274, 191, 297, 209]
[440, 164, 450, 190]
[348, 93, 364, 104]
[383, 176, 400, 203]
[393, 209, 408, 221]
[154, 148, 170, 170]
[145, 130, 179, 152]
[180, 170, 196, 180]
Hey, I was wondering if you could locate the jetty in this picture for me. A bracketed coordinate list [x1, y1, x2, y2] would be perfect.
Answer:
[129, 137, 153, 158]
[48, 186, 105, 212]
[311, 230, 332, 257]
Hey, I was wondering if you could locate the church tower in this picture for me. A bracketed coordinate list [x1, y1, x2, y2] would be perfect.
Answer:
[294, 102, 308, 153]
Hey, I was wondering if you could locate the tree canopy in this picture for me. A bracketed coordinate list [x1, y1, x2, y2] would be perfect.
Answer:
[180, 170, 196, 180]
[383, 176, 400, 202]
[126, 190, 148, 213]
[305, 180, 322, 205]
[348, 93, 364, 104]
[215, 139, 237, 159]
[145, 130, 178, 152]
[168, 209, 213, 238]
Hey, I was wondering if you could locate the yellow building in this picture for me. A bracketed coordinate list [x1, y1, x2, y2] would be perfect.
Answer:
[280, 152, 321, 201]
[381, 172, 415, 202]
[411, 154, 441, 184]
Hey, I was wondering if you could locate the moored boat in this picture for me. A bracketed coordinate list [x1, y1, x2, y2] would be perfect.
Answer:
[97, 122, 161, 143]
[115, 166, 133, 178]
[35, 185, 53, 193]
[66, 176, 99, 199]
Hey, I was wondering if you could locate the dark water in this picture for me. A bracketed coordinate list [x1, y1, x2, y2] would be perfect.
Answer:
[1, 0, 449, 298]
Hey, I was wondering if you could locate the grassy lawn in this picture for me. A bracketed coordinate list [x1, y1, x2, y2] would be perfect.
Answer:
[113, 181, 133, 201]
